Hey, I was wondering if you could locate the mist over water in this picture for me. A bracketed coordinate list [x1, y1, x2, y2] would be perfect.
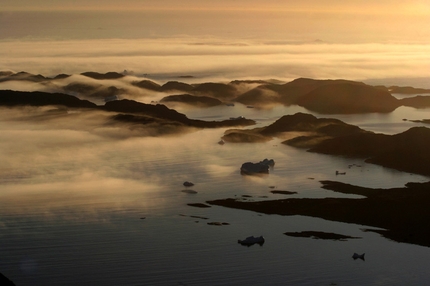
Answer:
[1, 8, 430, 286]
[1, 102, 430, 285]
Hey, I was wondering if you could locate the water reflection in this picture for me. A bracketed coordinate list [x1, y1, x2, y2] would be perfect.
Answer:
[1, 105, 430, 285]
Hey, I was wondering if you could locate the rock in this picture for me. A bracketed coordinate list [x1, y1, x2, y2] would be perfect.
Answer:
[181, 189, 197, 194]
[0, 273, 16, 286]
[187, 203, 211, 208]
[183, 181, 194, 187]
[240, 159, 274, 175]
[238, 236, 265, 246]
[352, 253, 365, 261]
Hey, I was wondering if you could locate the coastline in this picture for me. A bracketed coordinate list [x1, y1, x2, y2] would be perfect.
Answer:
[208, 180, 430, 248]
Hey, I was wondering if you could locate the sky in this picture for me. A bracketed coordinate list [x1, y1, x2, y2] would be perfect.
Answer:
[1, 1, 430, 43]
[2, 0, 430, 13]
[1, 1, 429, 83]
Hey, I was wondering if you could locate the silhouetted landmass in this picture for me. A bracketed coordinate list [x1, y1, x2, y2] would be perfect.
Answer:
[192, 82, 238, 100]
[64, 82, 101, 94]
[89, 86, 126, 100]
[223, 112, 365, 144]
[260, 112, 363, 136]
[0, 273, 15, 286]
[295, 82, 398, 114]
[161, 81, 193, 92]
[0, 91, 255, 133]
[389, 86, 430, 94]
[207, 180, 430, 247]
[2, 71, 430, 112]
[132, 80, 161, 91]
[81, 71, 125, 80]
[104, 99, 255, 128]
[410, 119, 430, 124]
[160, 94, 223, 107]
[398, 96, 430, 108]
[222, 129, 271, 143]
[270, 190, 297, 195]
[0, 71, 14, 77]
[222, 112, 430, 176]
[308, 126, 430, 176]
[53, 73, 71, 79]
[0, 90, 96, 108]
[0, 71, 47, 83]
[235, 86, 281, 106]
[284, 231, 359, 240]
[102, 99, 190, 122]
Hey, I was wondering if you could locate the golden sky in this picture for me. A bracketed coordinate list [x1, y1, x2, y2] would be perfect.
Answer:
[1, 1, 429, 43]
[2, 0, 429, 14]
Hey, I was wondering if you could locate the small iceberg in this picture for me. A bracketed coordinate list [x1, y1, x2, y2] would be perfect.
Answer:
[238, 236, 265, 246]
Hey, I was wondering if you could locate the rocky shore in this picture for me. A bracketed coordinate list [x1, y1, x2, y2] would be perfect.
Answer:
[208, 180, 430, 247]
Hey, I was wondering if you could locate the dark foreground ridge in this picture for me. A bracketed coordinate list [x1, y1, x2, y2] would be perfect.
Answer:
[0, 90, 255, 130]
[208, 180, 430, 247]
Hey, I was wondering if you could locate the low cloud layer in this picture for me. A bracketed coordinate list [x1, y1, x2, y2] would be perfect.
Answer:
[1, 38, 429, 86]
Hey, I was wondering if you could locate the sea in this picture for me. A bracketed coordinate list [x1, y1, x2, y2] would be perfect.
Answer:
[1, 9, 430, 285]
[1, 100, 430, 285]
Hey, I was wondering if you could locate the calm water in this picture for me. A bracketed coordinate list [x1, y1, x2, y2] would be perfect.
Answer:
[1, 103, 430, 285]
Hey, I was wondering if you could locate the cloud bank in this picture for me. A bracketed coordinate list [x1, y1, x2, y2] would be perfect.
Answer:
[1, 38, 429, 86]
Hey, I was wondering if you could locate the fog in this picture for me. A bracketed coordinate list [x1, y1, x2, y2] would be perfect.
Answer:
[0, 105, 236, 222]
[1, 38, 429, 86]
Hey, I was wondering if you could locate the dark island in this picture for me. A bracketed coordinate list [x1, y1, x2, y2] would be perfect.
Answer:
[2, 71, 430, 113]
[208, 180, 430, 247]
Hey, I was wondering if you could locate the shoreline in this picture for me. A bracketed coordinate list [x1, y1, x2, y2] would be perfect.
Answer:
[207, 180, 430, 248]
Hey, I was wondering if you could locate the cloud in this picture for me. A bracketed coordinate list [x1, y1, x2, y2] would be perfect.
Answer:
[1, 38, 429, 86]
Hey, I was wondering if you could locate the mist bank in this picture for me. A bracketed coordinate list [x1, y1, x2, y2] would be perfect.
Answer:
[1, 38, 429, 85]
[2, 71, 430, 113]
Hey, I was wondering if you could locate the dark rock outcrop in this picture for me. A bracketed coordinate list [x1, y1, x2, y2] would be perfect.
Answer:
[161, 81, 193, 92]
[309, 126, 430, 176]
[399, 96, 430, 108]
[81, 71, 125, 80]
[0, 90, 97, 108]
[389, 86, 430, 94]
[132, 80, 161, 91]
[296, 82, 399, 114]
[0, 71, 47, 83]
[192, 82, 238, 100]
[160, 94, 223, 107]
[103, 99, 255, 128]
[0, 273, 15, 286]
[208, 180, 430, 248]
